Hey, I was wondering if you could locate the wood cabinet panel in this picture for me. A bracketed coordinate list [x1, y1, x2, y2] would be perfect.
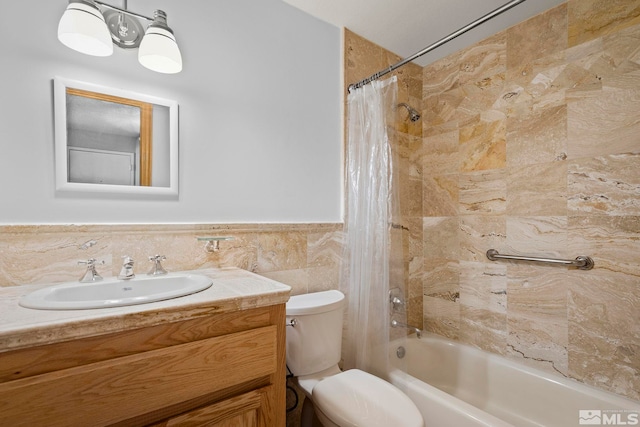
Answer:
[0, 306, 272, 382]
[0, 326, 276, 426]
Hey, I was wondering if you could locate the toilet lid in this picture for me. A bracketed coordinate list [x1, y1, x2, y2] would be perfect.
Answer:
[312, 369, 423, 427]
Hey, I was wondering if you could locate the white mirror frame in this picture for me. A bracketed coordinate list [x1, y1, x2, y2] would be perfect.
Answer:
[53, 76, 179, 199]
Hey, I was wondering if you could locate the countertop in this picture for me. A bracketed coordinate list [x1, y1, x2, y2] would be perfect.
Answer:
[0, 267, 291, 352]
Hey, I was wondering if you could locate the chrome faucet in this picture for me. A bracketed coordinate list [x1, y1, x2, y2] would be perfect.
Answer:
[118, 256, 136, 280]
[391, 319, 422, 338]
[78, 258, 104, 283]
[389, 287, 406, 313]
[148, 255, 168, 276]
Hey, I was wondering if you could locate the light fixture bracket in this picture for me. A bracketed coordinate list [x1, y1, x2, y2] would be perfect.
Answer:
[103, 9, 145, 49]
[93, 0, 153, 23]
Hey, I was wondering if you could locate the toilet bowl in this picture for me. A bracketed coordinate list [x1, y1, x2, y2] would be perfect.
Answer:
[286, 290, 423, 427]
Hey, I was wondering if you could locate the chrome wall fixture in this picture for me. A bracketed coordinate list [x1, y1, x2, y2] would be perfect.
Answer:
[196, 236, 235, 253]
[486, 249, 595, 270]
[397, 103, 421, 122]
[57, 0, 182, 74]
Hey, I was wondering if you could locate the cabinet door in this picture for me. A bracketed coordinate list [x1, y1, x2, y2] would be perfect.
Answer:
[0, 327, 276, 426]
[154, 387, 270, 427]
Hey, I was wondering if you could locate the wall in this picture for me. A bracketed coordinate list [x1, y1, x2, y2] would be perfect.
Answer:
[421, 0, 640, 401]
[152, 104, 170, 187]
[0, 0, 341, 224]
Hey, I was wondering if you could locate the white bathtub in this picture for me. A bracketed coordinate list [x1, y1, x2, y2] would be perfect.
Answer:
[388, 334, 640, 427]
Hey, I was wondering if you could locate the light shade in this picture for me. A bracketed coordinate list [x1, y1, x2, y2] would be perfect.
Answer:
[57, 0, 113, 57]
[138, 11, 182, 74]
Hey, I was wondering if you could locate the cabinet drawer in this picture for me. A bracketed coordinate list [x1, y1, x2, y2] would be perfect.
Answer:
[153, 386, 270, 427]
[0, 326, 277, 427]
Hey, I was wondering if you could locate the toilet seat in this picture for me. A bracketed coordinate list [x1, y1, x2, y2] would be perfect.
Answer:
[297, 364, 342, 398]
[312, 369, 423, 427]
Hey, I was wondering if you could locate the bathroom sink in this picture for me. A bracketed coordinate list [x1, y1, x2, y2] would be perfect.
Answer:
[19, 273, 213, 310]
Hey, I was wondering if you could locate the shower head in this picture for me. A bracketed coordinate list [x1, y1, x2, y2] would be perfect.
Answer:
[397, 103, 421, 122]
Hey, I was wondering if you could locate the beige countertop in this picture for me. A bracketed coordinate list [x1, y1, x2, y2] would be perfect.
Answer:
[0, 267, 291, 352]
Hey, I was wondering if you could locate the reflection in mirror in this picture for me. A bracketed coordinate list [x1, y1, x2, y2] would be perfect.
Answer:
[54, 77, 179, 198]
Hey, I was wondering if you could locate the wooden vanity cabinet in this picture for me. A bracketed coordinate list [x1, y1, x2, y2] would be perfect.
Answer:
[0, 304, 286, 427]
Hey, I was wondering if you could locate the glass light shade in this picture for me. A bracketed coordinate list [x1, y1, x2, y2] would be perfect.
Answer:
[57, 1, 113, 57]
[138, 27, 182, 74]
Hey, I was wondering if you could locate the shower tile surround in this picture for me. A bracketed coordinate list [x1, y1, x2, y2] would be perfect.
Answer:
[347, 0, 639, 402]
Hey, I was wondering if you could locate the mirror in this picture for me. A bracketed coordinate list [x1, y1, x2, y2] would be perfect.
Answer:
[53, 77, 179, 198]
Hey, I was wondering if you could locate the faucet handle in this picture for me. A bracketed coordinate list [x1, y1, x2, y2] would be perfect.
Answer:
[148, 255, 168, 276]
[78, 258, 105, 268]
[118, 255, 136, 280]
[78, 258, 105, 283]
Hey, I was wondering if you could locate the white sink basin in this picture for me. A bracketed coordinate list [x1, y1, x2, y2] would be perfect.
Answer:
[19, 273, 213, 310]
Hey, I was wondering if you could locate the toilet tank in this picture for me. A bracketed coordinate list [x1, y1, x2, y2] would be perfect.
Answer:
[285, 290, 345, 377]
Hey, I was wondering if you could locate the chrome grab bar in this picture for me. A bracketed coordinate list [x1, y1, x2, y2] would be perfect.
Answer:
[486, 249, 594, 270]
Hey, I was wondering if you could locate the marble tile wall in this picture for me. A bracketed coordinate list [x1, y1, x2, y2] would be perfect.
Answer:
[0, 223, 343, 297]
[421, 0, 640, 401]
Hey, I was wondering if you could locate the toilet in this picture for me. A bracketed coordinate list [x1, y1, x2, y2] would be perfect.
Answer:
[286, 290, 423, 427]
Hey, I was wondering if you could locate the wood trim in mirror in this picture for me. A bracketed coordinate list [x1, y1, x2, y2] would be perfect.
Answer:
[66, 88, 154, 187]
[140, 103, 153, 187]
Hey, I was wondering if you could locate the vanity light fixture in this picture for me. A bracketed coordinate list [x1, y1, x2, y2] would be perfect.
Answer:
[57, 0, 182, 74]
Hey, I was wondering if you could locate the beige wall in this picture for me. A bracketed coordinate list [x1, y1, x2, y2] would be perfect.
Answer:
[346, 0, 640, 402]
[0, 223, 343, 297]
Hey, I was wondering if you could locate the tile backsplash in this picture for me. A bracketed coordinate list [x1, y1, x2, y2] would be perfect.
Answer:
[0, 223, 343, 297]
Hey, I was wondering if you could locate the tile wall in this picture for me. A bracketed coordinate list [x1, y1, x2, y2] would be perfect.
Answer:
[0, 223, 343, 296]
[420, 0, 640, 401]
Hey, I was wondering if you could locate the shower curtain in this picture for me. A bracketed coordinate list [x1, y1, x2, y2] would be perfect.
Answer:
[342, 76, 405, 378]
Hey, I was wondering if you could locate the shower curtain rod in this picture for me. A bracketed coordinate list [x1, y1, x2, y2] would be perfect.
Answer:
[347, 0, 526, 93]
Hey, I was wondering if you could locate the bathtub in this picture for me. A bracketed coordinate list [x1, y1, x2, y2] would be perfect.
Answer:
[388, 334, 640, 427]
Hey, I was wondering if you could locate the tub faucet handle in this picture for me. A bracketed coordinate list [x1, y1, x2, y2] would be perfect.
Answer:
[391, 296, 404, 310]
[389, 287, 406, 312]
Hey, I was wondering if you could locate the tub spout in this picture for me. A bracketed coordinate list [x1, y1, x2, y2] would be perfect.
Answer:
[391, 319, 422, 338]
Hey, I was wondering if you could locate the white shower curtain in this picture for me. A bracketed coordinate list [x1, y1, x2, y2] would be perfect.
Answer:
[342, 76, 402, 378]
